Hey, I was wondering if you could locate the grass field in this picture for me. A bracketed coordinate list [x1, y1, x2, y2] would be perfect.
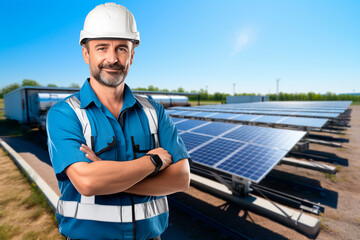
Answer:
[0, 148, 64, 239]
[0, 99, 4, 118]
[189, 100, 222, 106]
[190, 100, 360, 106]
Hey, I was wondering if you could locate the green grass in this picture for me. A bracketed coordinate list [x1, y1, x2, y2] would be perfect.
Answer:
[0, 224, 20, 239]
[189, 100, 223, 106]
[0, 118, 24, 136]
[22, 182, 53, 213]
[324, 173, 337, 182]
[351, 101, 360, 105]
[0, 99, 4, 118]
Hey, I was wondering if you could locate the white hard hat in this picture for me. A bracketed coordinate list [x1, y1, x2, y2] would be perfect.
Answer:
[80, 2, 140, 47]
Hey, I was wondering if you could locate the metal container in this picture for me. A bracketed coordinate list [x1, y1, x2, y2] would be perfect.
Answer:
[4, 86, 78, 125]
[148, 95, 189, 108]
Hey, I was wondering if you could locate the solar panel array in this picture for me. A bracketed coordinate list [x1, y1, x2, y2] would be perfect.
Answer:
[174, 118, 306, 183]
[195, 101, 351, 113]
[167, 109, 328, 129]
[170, 106, 339, 119]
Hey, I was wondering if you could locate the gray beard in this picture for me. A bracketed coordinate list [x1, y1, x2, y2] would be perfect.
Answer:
[94, 70, 127, 87]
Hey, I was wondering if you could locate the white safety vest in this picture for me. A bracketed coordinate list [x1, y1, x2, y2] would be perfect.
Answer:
[56, 95, 168, 223]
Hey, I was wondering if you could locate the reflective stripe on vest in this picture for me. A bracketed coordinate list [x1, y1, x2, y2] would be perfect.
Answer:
[57, 197, 168, 223]
[134, 94, 160, 148]
[62, 95, 166, 223]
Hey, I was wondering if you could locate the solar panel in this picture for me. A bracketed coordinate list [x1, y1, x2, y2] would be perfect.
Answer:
[187, 111, 214, 117]
[193, 101, 351, 113]
[178, 132, 213, 151]
[210, 113, 238, 119]
[169, 110, 327, 129]
[216, 145, 287, 182]
[174, 118, 306, 183]
[189, 138, 246, 167]
[251, 115, 286, 123]
[251, 129, 305, 151]
[171, 117, 186, 123]
[192, 122, 238, 136]
[232, 114, 259, 121]
[166, 110, 185, 115]
[175, 119, 207, 131]
[279, 117, 328, 128]
[170, 106, 339, 119]
[222, 125, 304, 151]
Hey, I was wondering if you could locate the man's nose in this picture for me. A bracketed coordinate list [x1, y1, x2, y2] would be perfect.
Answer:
[106, 49, 118, 63]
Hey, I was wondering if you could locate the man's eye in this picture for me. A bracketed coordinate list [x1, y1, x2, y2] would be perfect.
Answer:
[97, 47, 106, 51]
[118, 48, 127, 52]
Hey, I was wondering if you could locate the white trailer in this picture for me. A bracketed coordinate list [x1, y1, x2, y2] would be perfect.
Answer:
[4, 86, 79, 126]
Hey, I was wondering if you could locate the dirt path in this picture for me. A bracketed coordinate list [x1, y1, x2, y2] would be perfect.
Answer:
[0, 148, 64, 240]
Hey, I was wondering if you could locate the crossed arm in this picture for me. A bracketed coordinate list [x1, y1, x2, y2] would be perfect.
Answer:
[65, 145, 190, 197]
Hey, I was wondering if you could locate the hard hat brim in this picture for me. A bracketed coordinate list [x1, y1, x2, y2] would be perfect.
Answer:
[79, 30, 140, 47]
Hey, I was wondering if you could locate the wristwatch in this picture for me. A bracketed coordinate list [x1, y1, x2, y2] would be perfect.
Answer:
[145, 154, 163, 176]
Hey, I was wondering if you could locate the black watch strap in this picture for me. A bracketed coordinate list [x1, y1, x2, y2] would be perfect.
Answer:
[145, 154, 163, 176]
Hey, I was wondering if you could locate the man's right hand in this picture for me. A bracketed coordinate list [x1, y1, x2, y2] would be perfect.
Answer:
[146, 148, 172, 171]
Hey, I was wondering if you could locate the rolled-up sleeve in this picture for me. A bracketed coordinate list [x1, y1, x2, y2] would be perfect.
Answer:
[47, 101, 91, 179]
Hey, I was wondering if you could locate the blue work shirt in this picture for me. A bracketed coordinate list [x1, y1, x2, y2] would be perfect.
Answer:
[47, 79, 190, 240]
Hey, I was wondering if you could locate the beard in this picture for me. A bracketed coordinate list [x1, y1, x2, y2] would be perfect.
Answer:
[91, 62, 128, 87]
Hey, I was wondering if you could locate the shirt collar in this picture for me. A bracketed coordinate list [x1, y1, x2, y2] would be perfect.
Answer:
[79, 79, 138, 110]
[121, 84, 138, 111]
[79, 79, 101, 109]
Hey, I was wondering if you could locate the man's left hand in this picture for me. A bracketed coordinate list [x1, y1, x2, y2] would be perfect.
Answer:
[80, 144, 102, 162]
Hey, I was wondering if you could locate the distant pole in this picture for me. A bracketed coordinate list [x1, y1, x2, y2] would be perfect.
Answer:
[233, 83, 236, 96]
[276, 78, 280, 101]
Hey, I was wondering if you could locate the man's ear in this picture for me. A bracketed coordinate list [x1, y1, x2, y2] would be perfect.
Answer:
[82, 46, 90, 64]
[130, 50, 135, 65]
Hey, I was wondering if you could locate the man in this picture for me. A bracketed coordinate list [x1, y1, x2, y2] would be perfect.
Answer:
[47, 3, 191, 240]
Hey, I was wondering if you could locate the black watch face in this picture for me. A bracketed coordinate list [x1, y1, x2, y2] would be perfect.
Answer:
[152, 154, 163, 166]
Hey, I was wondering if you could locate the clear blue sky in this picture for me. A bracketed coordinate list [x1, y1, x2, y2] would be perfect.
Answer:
[0, 0, 359, 94]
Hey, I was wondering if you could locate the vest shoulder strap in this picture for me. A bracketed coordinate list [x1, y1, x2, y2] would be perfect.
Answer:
[65, 94, 160, 149]
[134, 94, 160, 148]
[65, 95, 95, 204]
[65, 96, 93, 149]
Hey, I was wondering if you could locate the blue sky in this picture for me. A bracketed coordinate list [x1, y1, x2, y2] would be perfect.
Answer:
[0, 0, 359, 94]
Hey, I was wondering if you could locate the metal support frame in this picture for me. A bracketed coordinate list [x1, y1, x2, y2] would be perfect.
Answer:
[210, 172, 252, 197]
[190, 173, 321, 238]
[307, 138, 342, 147]
[193, 165, 323, 215]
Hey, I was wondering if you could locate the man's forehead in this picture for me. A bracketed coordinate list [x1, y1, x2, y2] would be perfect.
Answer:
[87, 39, 133, 47]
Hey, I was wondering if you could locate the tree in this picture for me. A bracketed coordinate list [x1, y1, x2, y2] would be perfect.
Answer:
[22, 79, 41, 86]
[47, 83, 58, 87]
[0, 83, 20, 98]
[69, 83, 80, 88]
[177, 87, 185, 93]
[147, 85, 159, 91]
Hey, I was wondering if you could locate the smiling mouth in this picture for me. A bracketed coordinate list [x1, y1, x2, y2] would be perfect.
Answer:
[103, 68, 121, 72]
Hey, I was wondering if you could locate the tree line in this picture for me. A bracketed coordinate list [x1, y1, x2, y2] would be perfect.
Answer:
[133, 86, 360, 102]
[2, 81, 359, 102]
